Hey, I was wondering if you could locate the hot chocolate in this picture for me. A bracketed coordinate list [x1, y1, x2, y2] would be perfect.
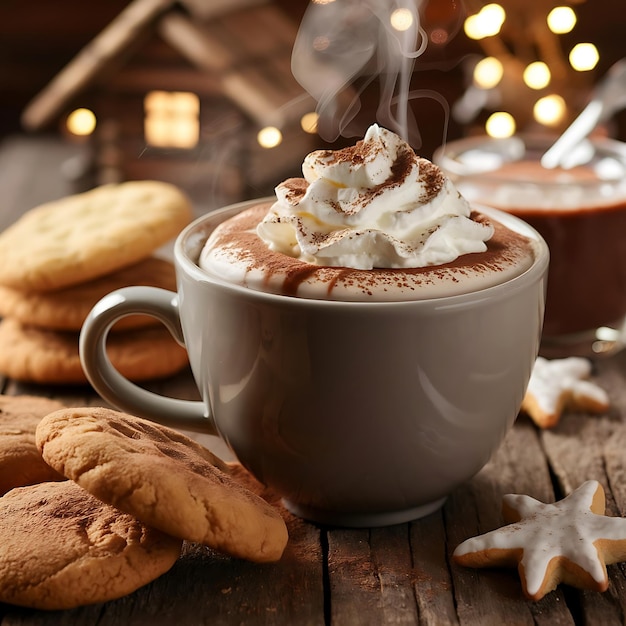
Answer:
[200, 125, 537, 301]
[479, 159, 626, 337]
[436, 134, 626, 354]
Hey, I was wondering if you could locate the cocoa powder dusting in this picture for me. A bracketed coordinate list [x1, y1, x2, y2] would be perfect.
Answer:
[417, 159, 445, 200]
[281, 178, 308, 204]
[319, 140, 371, 166]
[367, 148, 412, 200]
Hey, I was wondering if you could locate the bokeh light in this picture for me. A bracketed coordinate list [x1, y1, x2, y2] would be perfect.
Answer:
[534, 94, 567, 126]
[485, 111, 516, 138]
[523, 62, 551, 90]
[463, 15, 482, 40]
[473, 57, 504, 89]
[300, 112, 319, 134]
[464, 4, 506, 40]
[66, 108, 96, 136]
[390, 8, 414, 32]
[547, 6, 577, 34]
[257, 126, 283, 148]
[569, 43, 599, 71]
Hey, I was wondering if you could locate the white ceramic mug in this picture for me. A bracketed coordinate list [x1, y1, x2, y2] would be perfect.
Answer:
[79, 199, 549, 527]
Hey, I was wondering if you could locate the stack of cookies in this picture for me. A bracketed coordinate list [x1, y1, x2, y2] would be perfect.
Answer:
[0, 181, 193, 384]
[0, 396, 288, 610]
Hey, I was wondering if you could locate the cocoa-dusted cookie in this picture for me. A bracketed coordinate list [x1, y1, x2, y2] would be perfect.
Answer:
[0, 395, 66, 495]
[0, 256, 176, 332]
[0, 180, 192, 292]
[0, 481, 182, 610]
[0, 318, 189, 384]
[453, 480, 626, 601]
[36, 407, 289, 563]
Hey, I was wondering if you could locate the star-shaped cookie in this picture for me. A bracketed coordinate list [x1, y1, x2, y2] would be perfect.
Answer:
[453, 481, 626, 601]
[521, 356, 609, 428]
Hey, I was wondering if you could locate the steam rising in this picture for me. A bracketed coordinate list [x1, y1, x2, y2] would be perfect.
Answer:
[292, 0, 427, 146]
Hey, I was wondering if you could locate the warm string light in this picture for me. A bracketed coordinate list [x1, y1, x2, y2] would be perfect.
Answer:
[464, 3, 506, 40]
[300, 112, 319, 134]
[473, 57, 504, 89]
[570, 43, 599, 71]
[534, 95, 567, 125]
[523, 62, 551, 90]
[66, 108, 96, 136]
[257, 126, 283, 149]
[485, 111, 515, 138]
[463, 2, 601, 134]
[547, 6, 576, 34]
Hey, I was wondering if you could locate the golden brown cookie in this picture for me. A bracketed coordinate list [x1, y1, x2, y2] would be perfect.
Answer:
[0, 256, 176, 332]
[36, 407, 289, 563]
[0, 395, 66, 494]
[0, 180, 192, 292]
[0, 480, 182, 610]
[0, 318, 189, 384]
[453, 480, 626, 601]
[521, 356, 610, 429]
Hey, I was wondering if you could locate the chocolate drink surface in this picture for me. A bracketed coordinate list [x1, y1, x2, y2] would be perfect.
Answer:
[200, 125, 536, 301]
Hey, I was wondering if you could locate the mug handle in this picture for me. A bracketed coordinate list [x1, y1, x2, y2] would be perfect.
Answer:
[79, 286, 217, 434]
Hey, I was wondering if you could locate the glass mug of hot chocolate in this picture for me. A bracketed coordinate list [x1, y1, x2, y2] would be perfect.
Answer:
[80, 126, 548, 527]
[435, 134, 626, 358]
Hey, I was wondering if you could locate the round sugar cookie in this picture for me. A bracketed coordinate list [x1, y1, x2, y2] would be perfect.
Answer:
[0, 481, 182, 610]
[0, 256, 176, 332]
[0, 318, 189, 384]
[0, 180, 192, 291]
[36, 407, 289, 563]
[0, 395, 66, 495]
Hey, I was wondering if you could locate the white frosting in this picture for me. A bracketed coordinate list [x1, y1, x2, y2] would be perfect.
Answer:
[526, 356, 609, 417]
[454, 480, 626, 600]
[257, 124, 494, 270]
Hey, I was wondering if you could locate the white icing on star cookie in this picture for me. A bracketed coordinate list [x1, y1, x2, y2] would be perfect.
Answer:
[453, 480, 626, 601]
[521, 356, 609, 428]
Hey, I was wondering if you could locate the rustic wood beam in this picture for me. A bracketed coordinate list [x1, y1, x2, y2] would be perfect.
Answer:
[157, 11, 292, 126]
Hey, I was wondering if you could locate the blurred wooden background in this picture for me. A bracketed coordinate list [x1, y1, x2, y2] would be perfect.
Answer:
[1, 0, 624, 213]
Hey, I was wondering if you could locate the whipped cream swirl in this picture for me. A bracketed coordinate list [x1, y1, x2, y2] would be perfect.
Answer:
[257, 124, 494, 269]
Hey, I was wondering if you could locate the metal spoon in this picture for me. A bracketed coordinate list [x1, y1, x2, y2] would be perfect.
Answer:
[541, 58, 626, 169]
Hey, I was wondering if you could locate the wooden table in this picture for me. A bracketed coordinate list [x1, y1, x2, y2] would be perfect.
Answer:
[2, 135, 626, 625]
